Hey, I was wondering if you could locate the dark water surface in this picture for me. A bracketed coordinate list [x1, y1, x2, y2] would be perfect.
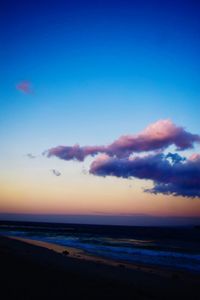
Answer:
[0, 221, 200, 273]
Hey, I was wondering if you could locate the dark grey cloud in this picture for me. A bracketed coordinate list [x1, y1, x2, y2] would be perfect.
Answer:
[90, 153, 200, 198]
[51, 169, 61, 176]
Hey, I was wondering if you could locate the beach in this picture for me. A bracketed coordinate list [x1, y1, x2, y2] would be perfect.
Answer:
[0, 235, 200, 300]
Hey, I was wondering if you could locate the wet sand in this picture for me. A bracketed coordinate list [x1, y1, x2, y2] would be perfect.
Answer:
[0, 235, 200, 300]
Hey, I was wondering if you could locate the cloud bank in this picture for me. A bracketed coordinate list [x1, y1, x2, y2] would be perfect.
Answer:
[45, 120, 200, 198]
[90, 153, 200, 198]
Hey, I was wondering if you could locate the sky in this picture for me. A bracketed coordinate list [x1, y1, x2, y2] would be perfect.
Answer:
[0, 0, 200, 226]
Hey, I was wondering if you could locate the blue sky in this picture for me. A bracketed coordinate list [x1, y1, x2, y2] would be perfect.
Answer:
[0, 0, 200, 225]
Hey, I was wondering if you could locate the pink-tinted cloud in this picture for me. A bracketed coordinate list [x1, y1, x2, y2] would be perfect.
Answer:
[189, 153, 200, 161]
[46, 120, 200, 161]
[90, 153, 200, 198]
[16, 81, 33, 94]
[109, 119, 200, 156]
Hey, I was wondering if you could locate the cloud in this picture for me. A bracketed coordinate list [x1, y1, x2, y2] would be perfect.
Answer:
[44, 120, 200, 198]
[16, 81, 33, 94]
[46, 145, 106, 162]
[26, 153, 36, 159]
[108, 119, 200, 156]
[51, 169, 61, 176]
[46, 120, 200, 161]
[90, 153, 200, 198]
[165, 152, 186, 164]
[189, 153, 200, 161]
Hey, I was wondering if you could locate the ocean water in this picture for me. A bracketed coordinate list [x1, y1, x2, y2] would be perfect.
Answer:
[0, 221, 200, 273]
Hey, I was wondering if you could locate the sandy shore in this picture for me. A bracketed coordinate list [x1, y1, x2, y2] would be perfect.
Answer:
[9, 235, 200, 280]
[0, 235, 200, 300]
[8, 236, 169, 275]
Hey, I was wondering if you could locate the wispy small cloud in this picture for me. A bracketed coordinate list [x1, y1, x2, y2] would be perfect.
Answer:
[16, 81, 33, 94]
[51, 169, 61, 176]
[26, 153, 36, 159]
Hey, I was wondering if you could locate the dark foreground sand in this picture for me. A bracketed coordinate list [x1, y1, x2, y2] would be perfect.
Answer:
[0, 235, 199, 300]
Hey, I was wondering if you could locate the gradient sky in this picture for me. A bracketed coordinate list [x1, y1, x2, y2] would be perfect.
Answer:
[0, 0, 200, 225]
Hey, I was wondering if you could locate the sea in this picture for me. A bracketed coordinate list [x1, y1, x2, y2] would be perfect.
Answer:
[0, 221, 200, 273]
